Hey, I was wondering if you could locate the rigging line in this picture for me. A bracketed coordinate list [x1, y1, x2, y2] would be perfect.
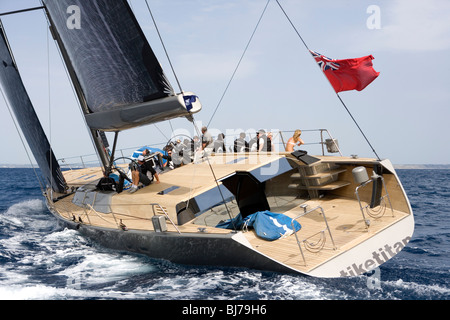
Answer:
[275, 0, 309, 50]
[168, 119, 174, 137]
[185, 130, 199, 212]
[153, 123, 170, 142]
[336, 94, 381, 160]
[143, 0, 176, 137]
[0, 6, 45, 17]
[207, 0, 270, 129]
[144, 0, 183, 93]
[191, 115, 236, 230]
[47, 20, 54, 196]
[275, 0, 381, 160]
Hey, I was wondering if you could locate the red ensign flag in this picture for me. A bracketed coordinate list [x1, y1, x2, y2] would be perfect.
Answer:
[310, 50, 380, 93]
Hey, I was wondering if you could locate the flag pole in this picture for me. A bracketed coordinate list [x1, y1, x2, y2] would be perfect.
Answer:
[275, 0, 381, 161]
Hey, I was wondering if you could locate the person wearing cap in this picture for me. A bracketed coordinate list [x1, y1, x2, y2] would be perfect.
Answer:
[128, 154, 160, 193]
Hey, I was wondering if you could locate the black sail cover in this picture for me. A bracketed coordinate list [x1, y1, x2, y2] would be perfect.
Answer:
[0, 21, 66, 193]
[43, 0, 201, 131]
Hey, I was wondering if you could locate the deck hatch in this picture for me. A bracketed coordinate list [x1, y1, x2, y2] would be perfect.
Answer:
[157, 185, 180, 195]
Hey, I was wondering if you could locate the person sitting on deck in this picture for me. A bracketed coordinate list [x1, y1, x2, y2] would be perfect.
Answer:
[128, 155, 160, 193]
[161, 148, 175, 170]
[142, 148, 164, 171]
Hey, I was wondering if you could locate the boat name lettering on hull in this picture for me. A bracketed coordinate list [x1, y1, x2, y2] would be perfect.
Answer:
[339, 236, 411, 277]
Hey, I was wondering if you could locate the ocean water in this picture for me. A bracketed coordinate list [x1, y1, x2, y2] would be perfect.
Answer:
[0, 168, 448, 301]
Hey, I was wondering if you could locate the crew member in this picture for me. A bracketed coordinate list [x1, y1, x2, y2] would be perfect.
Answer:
[128, 155, 160, 193]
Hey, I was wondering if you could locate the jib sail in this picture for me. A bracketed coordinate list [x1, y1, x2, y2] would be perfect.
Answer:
[0, 20, 66, 193]
[43, 0, 201, 132]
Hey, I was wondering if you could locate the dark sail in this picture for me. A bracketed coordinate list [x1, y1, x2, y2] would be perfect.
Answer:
[43, 0, 201, 131]
[0, 21, 66, 193]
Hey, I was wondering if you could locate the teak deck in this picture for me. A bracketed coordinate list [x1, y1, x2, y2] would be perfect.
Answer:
[244, 197, 408, 273]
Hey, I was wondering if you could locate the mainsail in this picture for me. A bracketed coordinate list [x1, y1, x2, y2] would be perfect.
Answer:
[43, 0, 201, 132]
[0, 20, 66, 193]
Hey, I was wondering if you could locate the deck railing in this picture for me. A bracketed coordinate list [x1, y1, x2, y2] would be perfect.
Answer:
[55, 193, 182, 233]
[57, 129, 343, 171]
[355, 174, 395, 229]
[291, 204, 337, 266]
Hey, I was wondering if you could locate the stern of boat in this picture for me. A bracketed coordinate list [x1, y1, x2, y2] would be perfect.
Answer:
[219, 154, 415, 277]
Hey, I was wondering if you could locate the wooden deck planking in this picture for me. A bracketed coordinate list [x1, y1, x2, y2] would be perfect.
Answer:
[244, 196, 409, 273]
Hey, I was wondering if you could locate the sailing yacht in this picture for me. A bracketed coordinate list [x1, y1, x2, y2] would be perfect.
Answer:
[0, 0, 414, 278]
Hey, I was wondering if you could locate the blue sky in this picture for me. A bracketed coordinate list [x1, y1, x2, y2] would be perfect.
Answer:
[1, 0, 449, 165]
